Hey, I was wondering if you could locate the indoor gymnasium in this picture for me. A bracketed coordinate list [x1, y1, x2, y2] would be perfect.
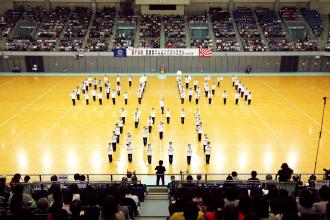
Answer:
[0, 0, 330, 219]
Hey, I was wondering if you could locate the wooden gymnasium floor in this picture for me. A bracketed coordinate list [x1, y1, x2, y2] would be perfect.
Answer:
[0, 74, 330, 179]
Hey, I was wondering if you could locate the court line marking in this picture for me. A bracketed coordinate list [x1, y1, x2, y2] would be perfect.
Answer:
[0, 78, 66, 127]
[258, 78, 330, 133]
[37, 107, 73, 146]
[0, 78, 15, 87]
[251, 107, 285, 146]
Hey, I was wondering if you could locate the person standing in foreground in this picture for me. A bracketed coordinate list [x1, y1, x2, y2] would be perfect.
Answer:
[155, 160, 166, 186]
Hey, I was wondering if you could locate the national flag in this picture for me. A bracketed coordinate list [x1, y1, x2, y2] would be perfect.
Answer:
[199, 48, 212, 57]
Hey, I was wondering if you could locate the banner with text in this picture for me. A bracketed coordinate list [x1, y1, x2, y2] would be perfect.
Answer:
[126, 48, 212, 57]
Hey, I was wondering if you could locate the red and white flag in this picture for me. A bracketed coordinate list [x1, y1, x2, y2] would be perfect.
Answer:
[199, 48, 212, 57]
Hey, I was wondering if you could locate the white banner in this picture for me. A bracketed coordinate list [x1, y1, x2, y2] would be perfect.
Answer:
[127, 48, 200, 56]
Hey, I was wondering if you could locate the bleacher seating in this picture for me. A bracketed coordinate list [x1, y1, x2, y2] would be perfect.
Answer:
[1, 6, 330, 52]
[164, 15, 186, 48]
[210, 7, 240, 51]
[234, 7, 266, 51]
[279, 7, 320, 51]
[139, 15, 160, 48]
[255, 8, 294, 51]
[302, 8, 323, 37]
[326, 14, 330, 52]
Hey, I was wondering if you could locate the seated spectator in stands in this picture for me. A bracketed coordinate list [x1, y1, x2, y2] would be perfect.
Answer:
[313, 185, 330, 214]
[74, 173, 80, 181]
[23, 175, 31, 194]
[9, 184, 33, 210]
[83, 206, 100, 220]
[297, 189, 317, 214]
[62, 190, 73, 214]
[0, 176, 9, 207]
[237, 195, 252, 220]
[34, 197, 49, 214]
[223, 204, 239, 220]
[49, 187, 63, 214]
[121, 185, 139, 207]
[253, 198, 277, 220]
[248, 171, 260, 182]
[168, 176, 176, 198]
[70, 199, 82, 220]
[69, 183, 80, 201]
[232, 171, 240, 181]
[50, 175, 58, 182]
[170, 200, 204, 220]
[102, 195, 125, 220]
[275, 196, 300, 220]
[277, 163, 293, 182]
[10, 173, 21, 186]
[224, 187, 239, 207]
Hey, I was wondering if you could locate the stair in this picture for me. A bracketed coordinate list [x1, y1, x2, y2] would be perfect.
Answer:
[160, 16, 165, 48]
[231, 12, 243, 51]
[56, 11, 73, 50]
[108, 11, 118, 51]
[134, 15, 141, 47]
[320, 14, 329, 50]
[207, 12, 217, 51]
[253, 11, 268, 51]
[184, 15, 191, 48]
[139, 186, 169, 218]
[82, 12, 95, 49]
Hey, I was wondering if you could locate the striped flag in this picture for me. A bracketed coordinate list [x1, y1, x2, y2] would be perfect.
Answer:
[199, 48, 212, 57]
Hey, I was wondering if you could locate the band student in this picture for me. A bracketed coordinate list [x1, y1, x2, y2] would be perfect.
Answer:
[168, 142, 174, 165]
[147, 144, 152, 164]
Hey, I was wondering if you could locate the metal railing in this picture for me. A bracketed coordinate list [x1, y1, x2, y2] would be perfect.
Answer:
[0, 172, 327, 186]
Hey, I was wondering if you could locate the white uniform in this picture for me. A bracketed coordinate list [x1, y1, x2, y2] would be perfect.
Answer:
[187, 148, 192, 156]
[124, 93, 128, 100]
[147, 147, 152, 156]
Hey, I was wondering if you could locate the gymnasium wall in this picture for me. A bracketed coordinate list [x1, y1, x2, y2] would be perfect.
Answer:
[1, 55, 330, 73]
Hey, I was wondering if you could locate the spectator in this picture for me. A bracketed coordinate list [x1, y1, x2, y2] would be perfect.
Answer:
[232, 171, 240, 181]
[277, 163, 293, 182]
[101, 195, 125, 220]
[248, 171, 259, 181]
[223, 204, 239, 220]
[34, 197, 49, 214]
[10, 173, 21, 186]
[313, 185, 330, 214]
[70, 199, 82, 220]
[297, 189, 316, 214]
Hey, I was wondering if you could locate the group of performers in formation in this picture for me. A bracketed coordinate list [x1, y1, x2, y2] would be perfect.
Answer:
[69, 74, 253, 165]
